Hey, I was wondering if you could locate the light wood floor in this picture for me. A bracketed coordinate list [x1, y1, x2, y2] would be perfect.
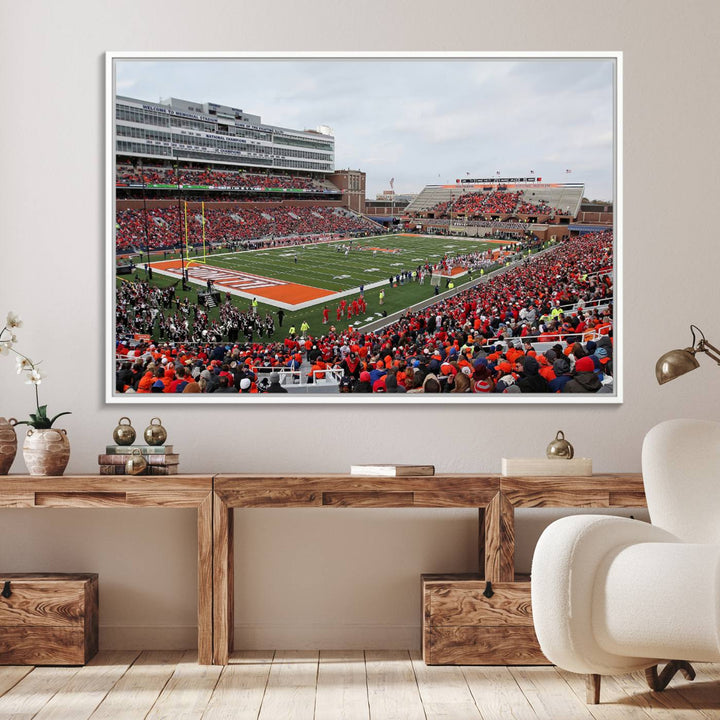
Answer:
[0, 650, 718, 720]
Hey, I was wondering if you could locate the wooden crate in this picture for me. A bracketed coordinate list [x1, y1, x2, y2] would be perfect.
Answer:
[0, 573, 98, 665]
[422, 573, 548, 665]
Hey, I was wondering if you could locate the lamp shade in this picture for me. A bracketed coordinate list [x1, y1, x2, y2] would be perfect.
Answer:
[655, 348, 700, 385]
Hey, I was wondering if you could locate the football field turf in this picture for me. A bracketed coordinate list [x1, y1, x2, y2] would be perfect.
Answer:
[120, 234, 516, 343]
[183, 233, 503, 294]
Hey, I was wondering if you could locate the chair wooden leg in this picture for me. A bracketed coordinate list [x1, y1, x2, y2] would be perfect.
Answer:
[645, 661, 696, 692]
[586, 674, 601, 704]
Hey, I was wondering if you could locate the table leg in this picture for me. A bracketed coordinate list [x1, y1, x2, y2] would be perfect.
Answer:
[213, 493, 234, 664]
[197, 493, 213, 665]
[478, 507, 486, 577]
[483, 492, 515, 582]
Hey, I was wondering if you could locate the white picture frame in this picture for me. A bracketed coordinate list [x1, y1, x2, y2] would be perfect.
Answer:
[106, 51, 622, 404]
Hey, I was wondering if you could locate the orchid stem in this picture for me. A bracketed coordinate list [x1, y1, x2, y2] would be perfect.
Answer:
[2, 322, 42, 413]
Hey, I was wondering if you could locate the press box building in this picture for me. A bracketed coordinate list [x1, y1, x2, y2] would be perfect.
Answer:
[115, 95, 335, 173]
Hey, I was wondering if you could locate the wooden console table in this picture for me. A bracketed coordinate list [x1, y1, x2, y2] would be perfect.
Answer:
[0, 475, 214, 665]
[212, 473, 646, 665]
[0, 473, 647, 666]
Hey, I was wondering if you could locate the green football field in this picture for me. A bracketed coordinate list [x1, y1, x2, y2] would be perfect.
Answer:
[185, 234, 502, 293]
[120, 234, 518, 343]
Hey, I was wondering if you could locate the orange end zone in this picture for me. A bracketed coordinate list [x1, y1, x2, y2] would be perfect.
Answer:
[252, 284, 335, 304]
[148, 259, 335, 305]
[435, 266, 468, 278]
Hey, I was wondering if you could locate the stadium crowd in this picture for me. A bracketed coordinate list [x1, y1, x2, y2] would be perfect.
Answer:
[429, 190, 568, 219]
[116, 205, 379, 251]
[433, 190, 522, 217]
[115, 230, 615, 395]
[516, 199, 554, 214]
[117, 164, 327, 191]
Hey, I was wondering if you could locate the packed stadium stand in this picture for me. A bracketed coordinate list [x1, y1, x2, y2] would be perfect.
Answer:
[405, 184, 584, 218]
[113, 93, 615, 396]
[116, 164, 338, 193]
[115, 231, 614, 395]
[116, 204, 380, 251]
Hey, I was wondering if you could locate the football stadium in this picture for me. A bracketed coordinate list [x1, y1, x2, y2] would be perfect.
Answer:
[113, 70, 615, 398]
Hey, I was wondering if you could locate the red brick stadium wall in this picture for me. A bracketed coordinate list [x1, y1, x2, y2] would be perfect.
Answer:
[577, 211, 613, 224]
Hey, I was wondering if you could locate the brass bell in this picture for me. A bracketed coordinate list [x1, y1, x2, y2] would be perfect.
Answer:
[113, 417, 136, 446]
[546, 430, 574, 459]
[144, 417, 167, 446]
[125, 448, 147, 475]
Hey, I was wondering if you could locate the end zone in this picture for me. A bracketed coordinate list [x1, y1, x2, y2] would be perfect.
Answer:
[149, 258, 338, 310]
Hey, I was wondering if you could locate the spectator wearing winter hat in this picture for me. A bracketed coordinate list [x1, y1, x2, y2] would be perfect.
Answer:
[516, 355, 549, 393]
[536, 354, 557, 384]
[471, 364, 495, 393]
[548, 356, 573, 393]
[369, 360, 387, 384]
[150, 379, 165, 393]
[594, 346, 610, 364]
[385, 371, 406, 393]
[353, 371, 373, 393]
[562, 356, 602, 393]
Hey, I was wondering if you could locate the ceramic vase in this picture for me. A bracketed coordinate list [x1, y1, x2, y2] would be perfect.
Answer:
[0, 417, 18, 475]
[22, 428, 70, 476]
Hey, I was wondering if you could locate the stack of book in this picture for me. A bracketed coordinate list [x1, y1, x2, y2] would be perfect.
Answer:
[349, 464, 435, 477]
[98, 445, 180, 475]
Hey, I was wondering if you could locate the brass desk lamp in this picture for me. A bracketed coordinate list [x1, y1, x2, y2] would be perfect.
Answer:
[656, 325, 720, 384]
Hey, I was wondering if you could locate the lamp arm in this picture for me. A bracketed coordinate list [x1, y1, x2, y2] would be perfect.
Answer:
[698, 339, 720, 365]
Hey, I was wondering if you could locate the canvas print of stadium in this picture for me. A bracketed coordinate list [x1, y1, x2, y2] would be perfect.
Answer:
[108, 53, 620, 402]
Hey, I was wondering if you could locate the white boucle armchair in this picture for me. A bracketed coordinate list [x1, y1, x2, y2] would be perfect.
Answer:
[531, 418, 720, 704]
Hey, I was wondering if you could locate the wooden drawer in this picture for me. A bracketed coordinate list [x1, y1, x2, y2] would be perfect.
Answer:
[422, 573, 548, 665]
[0, 573, 98, 665]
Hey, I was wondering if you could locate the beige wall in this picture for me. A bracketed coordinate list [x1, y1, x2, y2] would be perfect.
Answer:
[1, 0, 718, 649]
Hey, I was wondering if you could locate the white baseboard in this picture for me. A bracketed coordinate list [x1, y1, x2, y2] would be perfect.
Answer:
[99, 624, 421, 650]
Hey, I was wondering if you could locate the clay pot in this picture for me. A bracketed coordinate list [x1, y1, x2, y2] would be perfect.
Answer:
[0, 417, 18, 475]
[22, 428, 71, 476]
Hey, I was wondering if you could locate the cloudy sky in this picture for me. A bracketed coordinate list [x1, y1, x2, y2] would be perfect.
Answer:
[116, 56, 615, 201]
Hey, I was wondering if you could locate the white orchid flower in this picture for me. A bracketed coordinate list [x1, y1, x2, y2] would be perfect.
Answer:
[6, 312, 22, 329]
[16, 356, 33, 373]
[0, 341, 10, 356]
[25, 368, 46, 385]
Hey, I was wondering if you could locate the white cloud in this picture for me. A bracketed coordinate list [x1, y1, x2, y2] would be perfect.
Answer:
[115, 57, 615, 200]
